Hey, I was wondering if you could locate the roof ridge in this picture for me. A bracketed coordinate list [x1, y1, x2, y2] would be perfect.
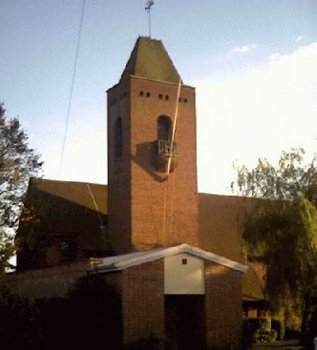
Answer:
[30, 177, 106, 187]
[90, 244, 248, 273]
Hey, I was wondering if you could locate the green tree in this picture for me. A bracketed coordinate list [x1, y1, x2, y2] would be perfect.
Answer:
[232, 148, 317, 335]
[0, 103, 42, 269]
[232, 148, 317, 202]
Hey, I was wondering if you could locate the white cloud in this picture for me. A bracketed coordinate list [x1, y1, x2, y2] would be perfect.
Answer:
[194, 42, 317, 194]
[228, 44, 257, 56]
[41, 43, 317, 196]
[296, 35, 305, 43]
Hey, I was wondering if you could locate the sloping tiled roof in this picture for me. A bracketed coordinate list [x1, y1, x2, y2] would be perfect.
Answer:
[120, 36, 182, 84]
[27, 178, 107, 215]
[18, 178, 108, 250]
[19, 178, 263, 300]
[198, 193, 256, 265]
[242, 264, 265, 301]
[22, 179, 255, 263]
[197, 193, 264, 301]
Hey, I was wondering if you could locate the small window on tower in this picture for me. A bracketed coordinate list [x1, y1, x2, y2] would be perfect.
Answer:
[182, 258, 188, 265]
[115, 117, 123, 159]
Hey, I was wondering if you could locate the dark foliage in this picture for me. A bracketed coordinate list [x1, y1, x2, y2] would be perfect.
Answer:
[37, 274, 122, 349]
[242, 317, 277, 347]
[0, 281, 41, 349]
[271, 318, 285, 340]
[0, 274, 122, 349]
[300, 300, 317, 349]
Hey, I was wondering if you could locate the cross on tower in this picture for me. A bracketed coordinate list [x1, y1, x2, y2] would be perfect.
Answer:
[145, 0, 154, 37]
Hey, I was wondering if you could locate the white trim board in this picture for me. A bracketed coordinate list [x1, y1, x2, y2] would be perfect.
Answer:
[88, 243, 248, 274]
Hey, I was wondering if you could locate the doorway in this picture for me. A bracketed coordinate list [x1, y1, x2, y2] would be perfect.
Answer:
[165, 295, 206, 350]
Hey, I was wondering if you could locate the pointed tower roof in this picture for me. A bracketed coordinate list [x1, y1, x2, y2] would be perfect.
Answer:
[120, 37, 182, 84]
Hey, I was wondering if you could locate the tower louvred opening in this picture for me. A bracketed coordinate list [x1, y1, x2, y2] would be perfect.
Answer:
[156, 116, 177, 172]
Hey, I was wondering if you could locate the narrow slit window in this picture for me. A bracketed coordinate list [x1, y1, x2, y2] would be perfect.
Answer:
[115, 117, 123, 159]
[157, 115, 172, 140]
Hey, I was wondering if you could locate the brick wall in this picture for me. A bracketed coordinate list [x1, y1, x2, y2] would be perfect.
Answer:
[121, 259, 165, 344]
[130, 78, 198, 250]
[107, 76, 199, 254]
[120, 258, 244, 347]
[7, 256, 244, 347]
[107, 79, 132, 254]
[205, 262, 243, 347]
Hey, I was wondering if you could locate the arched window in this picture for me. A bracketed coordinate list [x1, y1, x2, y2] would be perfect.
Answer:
[157, 115, 172, 141]
[115, 117, 123, 158]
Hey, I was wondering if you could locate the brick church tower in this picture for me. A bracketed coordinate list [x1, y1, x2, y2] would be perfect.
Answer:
[107, 37, 198, 254]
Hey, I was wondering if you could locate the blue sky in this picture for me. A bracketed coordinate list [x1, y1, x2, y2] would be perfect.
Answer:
[1, 0, 317, 194]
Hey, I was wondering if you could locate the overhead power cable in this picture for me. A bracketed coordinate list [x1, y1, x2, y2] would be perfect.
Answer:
[59, 0, 87, 177]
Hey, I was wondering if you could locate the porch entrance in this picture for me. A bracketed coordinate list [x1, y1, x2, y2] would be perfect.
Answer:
[165, 295, 206, 350]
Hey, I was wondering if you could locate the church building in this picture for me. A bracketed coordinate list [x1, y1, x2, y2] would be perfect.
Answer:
[9, 37, 264, 349]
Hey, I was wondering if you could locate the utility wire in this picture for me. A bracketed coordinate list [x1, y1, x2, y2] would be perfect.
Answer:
[59, 0, 87, 177]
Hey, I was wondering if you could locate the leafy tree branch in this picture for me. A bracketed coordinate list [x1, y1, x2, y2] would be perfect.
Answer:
[0, 103, 42, 268]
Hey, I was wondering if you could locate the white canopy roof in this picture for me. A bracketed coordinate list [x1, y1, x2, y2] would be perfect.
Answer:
[88, 243, 248, 273]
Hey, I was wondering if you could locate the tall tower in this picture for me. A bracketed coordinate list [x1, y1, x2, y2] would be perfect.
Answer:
[107, 37, 198, 254]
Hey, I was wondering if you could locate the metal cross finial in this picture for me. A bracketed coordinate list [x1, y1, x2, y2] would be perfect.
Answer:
[145, 0, 154, 37]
